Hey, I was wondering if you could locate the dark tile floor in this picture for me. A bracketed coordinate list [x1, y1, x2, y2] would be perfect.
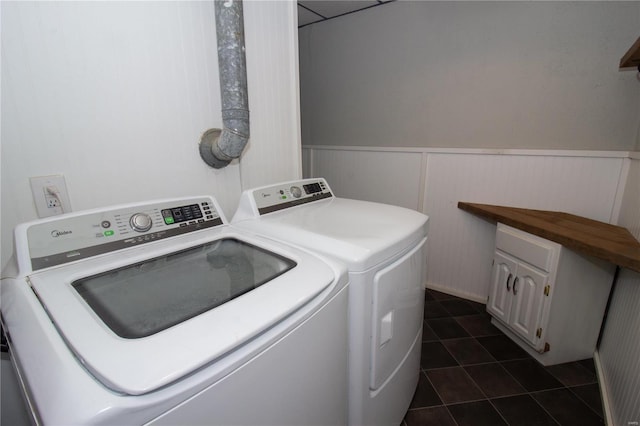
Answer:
[403, 289, 605, 426]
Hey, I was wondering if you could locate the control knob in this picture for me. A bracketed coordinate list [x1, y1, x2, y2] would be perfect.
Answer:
[129, 213, 153, 232]
[290, 186, 302, 198]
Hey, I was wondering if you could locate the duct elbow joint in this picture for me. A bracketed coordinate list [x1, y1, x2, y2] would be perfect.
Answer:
[199, 128, 248, 169]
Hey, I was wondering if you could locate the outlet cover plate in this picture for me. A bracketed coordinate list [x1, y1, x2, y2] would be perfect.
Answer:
[30, 175, 72, 218]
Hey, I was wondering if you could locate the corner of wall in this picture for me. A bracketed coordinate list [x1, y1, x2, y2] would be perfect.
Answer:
[597, 155, 640, 426]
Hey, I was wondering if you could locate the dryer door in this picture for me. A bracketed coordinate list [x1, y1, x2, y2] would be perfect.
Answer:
[370, 237, 426, 390]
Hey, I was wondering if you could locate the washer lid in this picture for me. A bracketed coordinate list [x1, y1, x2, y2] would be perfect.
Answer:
[28, 232, 340, 395]
[235, 198, 429, 271]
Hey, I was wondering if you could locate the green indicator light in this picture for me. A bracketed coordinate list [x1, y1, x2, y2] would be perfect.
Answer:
[165, 217, 175, 224]
[281, 196, 287, 199]
[104, 230, 115, 236]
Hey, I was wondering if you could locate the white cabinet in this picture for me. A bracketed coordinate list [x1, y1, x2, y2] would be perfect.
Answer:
[487, 251, 517, 325]
[491, 255, 548, 347]
[487, 224, 615, 366]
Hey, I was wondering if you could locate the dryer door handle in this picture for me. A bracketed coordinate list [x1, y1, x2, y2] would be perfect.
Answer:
[379, 311, 394, 347]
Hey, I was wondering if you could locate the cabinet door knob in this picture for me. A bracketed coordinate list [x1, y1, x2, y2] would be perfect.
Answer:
[513, 277, 519, 295]
[506, 273, 512, 291]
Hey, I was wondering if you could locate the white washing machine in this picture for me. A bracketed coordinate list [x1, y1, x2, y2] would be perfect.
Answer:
[0, 196, 349, 425]
[232, 178, 429, 426]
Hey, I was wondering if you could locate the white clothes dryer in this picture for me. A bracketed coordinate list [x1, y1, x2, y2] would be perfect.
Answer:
[233, 178, 429, 426]
[1, 196, 349, 425]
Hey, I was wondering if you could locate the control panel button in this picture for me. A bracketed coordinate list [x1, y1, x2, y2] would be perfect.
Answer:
[129, 213, 153, 232]
[101, 221, 111, 228]
[290, 186, 302, 198]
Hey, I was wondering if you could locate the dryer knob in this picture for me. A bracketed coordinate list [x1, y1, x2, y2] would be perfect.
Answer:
[290, 186, 302, 198]
[130, 213, 153, 232]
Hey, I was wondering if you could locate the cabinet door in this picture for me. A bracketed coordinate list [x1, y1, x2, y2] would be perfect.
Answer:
[487, 251, 517, 324]
[509, 262, 547, 348]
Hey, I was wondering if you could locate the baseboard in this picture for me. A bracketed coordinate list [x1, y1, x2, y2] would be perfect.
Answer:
[424, 283, 487, 304]
[593, 350, 614, 426]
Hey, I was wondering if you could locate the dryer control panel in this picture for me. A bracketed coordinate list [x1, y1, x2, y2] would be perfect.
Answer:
[21, 197, 224, 271]
[239, 178, 334, 217]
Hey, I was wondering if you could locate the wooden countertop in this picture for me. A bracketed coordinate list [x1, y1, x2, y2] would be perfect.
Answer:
[620, 36, 640, 69]
[458, 202, 640, 273]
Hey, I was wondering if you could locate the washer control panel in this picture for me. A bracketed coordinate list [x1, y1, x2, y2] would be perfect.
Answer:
[24, 197, 224, 271]
[250, 178, 333, 215]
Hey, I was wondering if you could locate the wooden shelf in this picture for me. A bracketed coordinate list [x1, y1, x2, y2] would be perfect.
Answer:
[620, 36, 640, 69]
[458, 202, 640, 273]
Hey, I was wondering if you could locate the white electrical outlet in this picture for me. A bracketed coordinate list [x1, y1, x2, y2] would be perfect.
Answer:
[30, 175, 72, 218]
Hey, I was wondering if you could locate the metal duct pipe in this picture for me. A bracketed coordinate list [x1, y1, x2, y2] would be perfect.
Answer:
[200, 0, 250, 169]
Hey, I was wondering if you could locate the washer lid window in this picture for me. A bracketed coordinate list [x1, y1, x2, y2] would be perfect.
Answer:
[73, 238, 295, 339]
[28, 234, 338, 395]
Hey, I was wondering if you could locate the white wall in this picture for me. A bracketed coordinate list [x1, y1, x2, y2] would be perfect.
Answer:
[423, 150, 627, 299]
[304, 146, 628, 301]
[299, 1, 640, 150]
[241, 0, 302, 189]
[599, 155, 640, 426]
[637, 94, 640, 151]
[0, 1, 301, 269]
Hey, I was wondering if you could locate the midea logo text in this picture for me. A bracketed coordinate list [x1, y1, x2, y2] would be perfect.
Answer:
[51, 230, 72, 238]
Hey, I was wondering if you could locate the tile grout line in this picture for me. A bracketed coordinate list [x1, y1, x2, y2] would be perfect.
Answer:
[486, 397, 538, 426]
[501, 356, 605, 423]
[492, 350, 570, 425]
[416, 291, 604, 426]
[565, 384, 605, 418]
[421, 288, 602, 425]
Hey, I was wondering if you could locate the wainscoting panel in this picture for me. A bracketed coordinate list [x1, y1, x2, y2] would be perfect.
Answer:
[303, 146, 627, 302]
[599, 157, 640, 426]
[423, 152, 625, 300]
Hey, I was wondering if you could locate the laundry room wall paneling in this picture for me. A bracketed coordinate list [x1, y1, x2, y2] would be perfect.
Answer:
[598, 155, 640, 426]
[0, 1, 301, 269]
[636, 103, 640, 152]
[240, 0, 302, 190]
[422, 151, 626, 300]
[303, 146, 628, 302]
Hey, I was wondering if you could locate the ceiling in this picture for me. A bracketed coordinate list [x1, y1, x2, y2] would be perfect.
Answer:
[297, 0, 393, 28]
